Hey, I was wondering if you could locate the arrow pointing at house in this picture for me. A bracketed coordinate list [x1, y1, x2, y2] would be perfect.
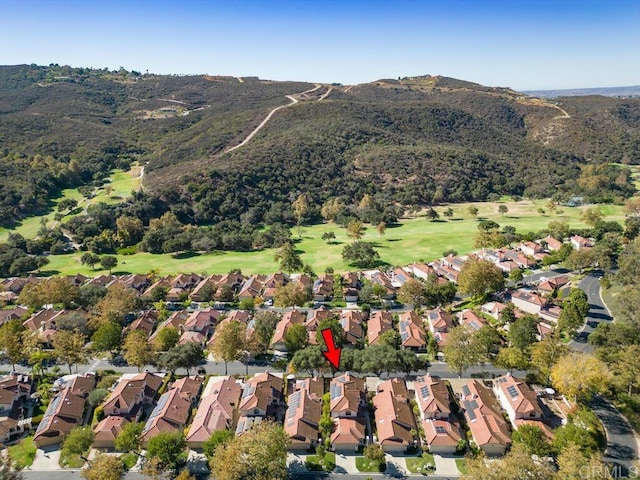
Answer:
[321, 328, 341, 369]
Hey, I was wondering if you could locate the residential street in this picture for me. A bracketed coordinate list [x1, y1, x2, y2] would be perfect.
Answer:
[570, 269, 611, 353]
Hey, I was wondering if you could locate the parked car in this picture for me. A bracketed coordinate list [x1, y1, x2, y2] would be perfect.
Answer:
[109, 354, 128, 367]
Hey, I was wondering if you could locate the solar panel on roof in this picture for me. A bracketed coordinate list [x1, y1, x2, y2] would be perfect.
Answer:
[435, 425, 447, 434]
[420, 386, 430, 399]
[463, 401, 477, 421]
[507, 385, 519, 399]
[461, 385, 471, 397]
[242, 384, 255, 398]
[330, 383, 342, 400]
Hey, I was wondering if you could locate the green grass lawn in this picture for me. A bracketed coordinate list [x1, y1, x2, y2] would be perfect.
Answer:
[0, 166, 142, 243]
[120, 452, 139, 470]
[305, 452, 335, 471]
[39, 200, 625, 277]
[600, 283, 625, 321]
[59, 451, 86, 469]
[355, 456, 386, 472]
[405, 452, 435, 474]
[455, 457, 468, 474]
[8, 435, 37, 469]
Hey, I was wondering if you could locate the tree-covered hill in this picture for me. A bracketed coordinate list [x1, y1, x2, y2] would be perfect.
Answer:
[0, 65, 638, 229]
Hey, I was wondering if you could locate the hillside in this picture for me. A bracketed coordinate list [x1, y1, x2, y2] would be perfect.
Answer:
[0, 66, 639, 230]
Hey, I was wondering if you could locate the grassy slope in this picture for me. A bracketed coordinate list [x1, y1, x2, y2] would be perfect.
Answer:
[42, 200, 624, 277]
[0, 166, 142, 242]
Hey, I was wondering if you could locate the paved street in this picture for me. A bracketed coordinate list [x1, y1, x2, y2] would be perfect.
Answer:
[570, 269, 612, 353]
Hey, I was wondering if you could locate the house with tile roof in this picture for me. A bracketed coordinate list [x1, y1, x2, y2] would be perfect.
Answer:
[93, 416, 130, 449]
[511, 289, 547, 315]
[492, 374, 543, 426]
[270, 310, 303, 353]
[459, 380, 511, 456]
[329, 372, 367, 451]
[458, 309, 488, 331]
[367, 310, 394, 346]
[540, 235, 563, 251]
[398, 311, 427, 351]
[238, 371, 284, 419]
[373, 378, 417, 453]
[284, 385, 323, 450]
[0, 373, 33, 443]
[339, 310, 364, 346]
[186, 376, 242, 449]
[102, 372, 164, 420]
[312, 274, 334, 302]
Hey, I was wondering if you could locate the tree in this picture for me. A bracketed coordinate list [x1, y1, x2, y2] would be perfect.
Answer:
[442, 326, 482, 377]
[91, 322, 122, 352]
[494, 346, 530, 372]
[202, 429, 234, 459]
[564, 249, 594, 273]
[273, 282, 311, 307]
[123, 330, 155, 371]
[511, 424, 552, 457]
[209, 421, 289, 480]
[146, 431, 186, 470]
[346, 220, 365, 241]
[443, 207, 454, 220]
[376, 221, 387, 237]
[81, 453, 124, 480]
[155, 327, 180, 352]
[284, 323, 309, 355]
[62, 425, 94, 457]
[93, 284, 138, 327]
[274, 241, 303, 273]
[611, 345, 640, 395]
[290, 346, 326, 376]
[508, 314, 538, 350]
[363, 444, 386, 471]
[174, 469, 196, 480]
[457, 259, 505, 299]
[425, 207, 439, 221]
[623, 196, 640, 217]
[553, 408, 604, 455]
[378, 330, 402, 349]
[397, 279, 428, 308]
[292, 194, 309, 235]
[18, 276, 79, 308]
[530, 335, 570, 384]
[474, 324, 502, 360]
[558, 288, 590, 336]
[580, 207, 604, 227]
[116, 215, 144, 247]
[556, 441, 610, 480]
[253, 311, 281, 353]
[316, 316, 345, 349]
[114, 421, 144, 453]
[88, 388, 109, 407]
[464, 443, 554, 480]
[100, 255, 118, 273]
[104, 184, 114, 198]
[0, 319, 26, 371]
[209, 320, 245, 375]
[81, 252, 101, 270]
[467, 206, 479, 218]
[321, 231, 336, 244]
[498, 204, 508, 217]
[158, 342, 205, 375]
[342, 241, 380, 268]
[0, 453, 23, 480]
[53, 330, 87, 374]
[58, 198, 78, 213]
[551, 352, 611, 403]
[509, 268, 524, 283]
[321, 197, 345, 222]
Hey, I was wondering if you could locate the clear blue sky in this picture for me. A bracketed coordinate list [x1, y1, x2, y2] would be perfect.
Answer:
[1, 0, 638, 90]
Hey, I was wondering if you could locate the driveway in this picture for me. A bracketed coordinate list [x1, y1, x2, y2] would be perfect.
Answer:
[30, 446, 62, 471]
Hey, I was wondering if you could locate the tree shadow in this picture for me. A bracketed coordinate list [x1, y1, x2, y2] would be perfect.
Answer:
[111, 270, 132, 276]
[37, 269, 61, 277]
[385, 238, 401, 242]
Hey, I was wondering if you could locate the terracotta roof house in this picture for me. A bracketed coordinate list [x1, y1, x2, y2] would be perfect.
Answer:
[407, 263, 437, 281]
[306, 308, 337, 345]
[189, 275, 221, 302]
[238, 276, 264, 301]
[238, 372, 284, 418]
[270, 310, 303, 353]
[519, 242, 544, 257]
[330, 373, 367, 451]
[341, 272, 361, 302]
[413, 375, 451, 421]
[459, 380, 511, 456]
[186, 376, 242, 449]
[140, 376, 203, 445]
[261, 273, 287, 300]
[373, 378, 417, 453]
[422, 418, 463, 454]
[93, 416, 130, 449]
[492, 374, 543, 426]
[511, 289, 547, 315]
[125, 310, 159, 337]
[171, 273, 203, 290]
[426, 308, 454, 334]
[443, 254, 467, 272]
[458, 310, 487, 331]
[291, 377, 324, 401]
[114, 274, 151, 293]
[537, 275, 569, 294]
[85, 274, 117, 288]
[481, 302, 506, 320]
[431, 262, 459, 283]
[22, 308, 62, 333]
[312, 275, 333, 302]
[541, 235, 563, 251]
[398, 311, 427, 351]
[102, 372, 164, 420]
[367, 310, 394, 346]
[389, 267, 411, 288]
[0, 373, 33, 443]
[570, 235, 592, 251]
[183, 308, 222, 336]
[284, 388, 322, 450]
[339, 310, 364, 346]
[141, 277, 173, 300]
[539, 305, 562, 325]
[149, 310, 190, 344]
[364, 271, 396, 299]
[0, 306, 28, 325]
[34, 373, 96, 447]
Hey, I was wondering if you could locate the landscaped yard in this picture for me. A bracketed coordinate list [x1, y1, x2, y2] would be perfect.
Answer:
[405, 451, 435, 474]
[7, 435, 37, 469]
[456, 457, 468, 474]
[355, 456, 386, 472]
[305, 451, 335, 471]
[38, 200, 625, 277]
[120, 452, 139, 470]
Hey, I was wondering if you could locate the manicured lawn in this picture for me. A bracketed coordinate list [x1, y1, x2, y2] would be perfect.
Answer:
[405, 452, 435, 474]
[0, 166, 142, 242]
[8, 435, 37, 469]
[600, 283, 625, 321]
[455, 457, 468, 474]
[59, 451, 86, 468]
[355, 456, 386, 472]
[28, 200, 627, 276]
[305, 452, 335, 471]
[120, 452, 139, 470]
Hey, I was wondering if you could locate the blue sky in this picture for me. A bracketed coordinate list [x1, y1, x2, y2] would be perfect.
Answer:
[1, 0, 638, 90]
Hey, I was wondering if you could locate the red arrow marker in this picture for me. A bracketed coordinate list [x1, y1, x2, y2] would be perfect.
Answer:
[321, 328, 342, 369]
